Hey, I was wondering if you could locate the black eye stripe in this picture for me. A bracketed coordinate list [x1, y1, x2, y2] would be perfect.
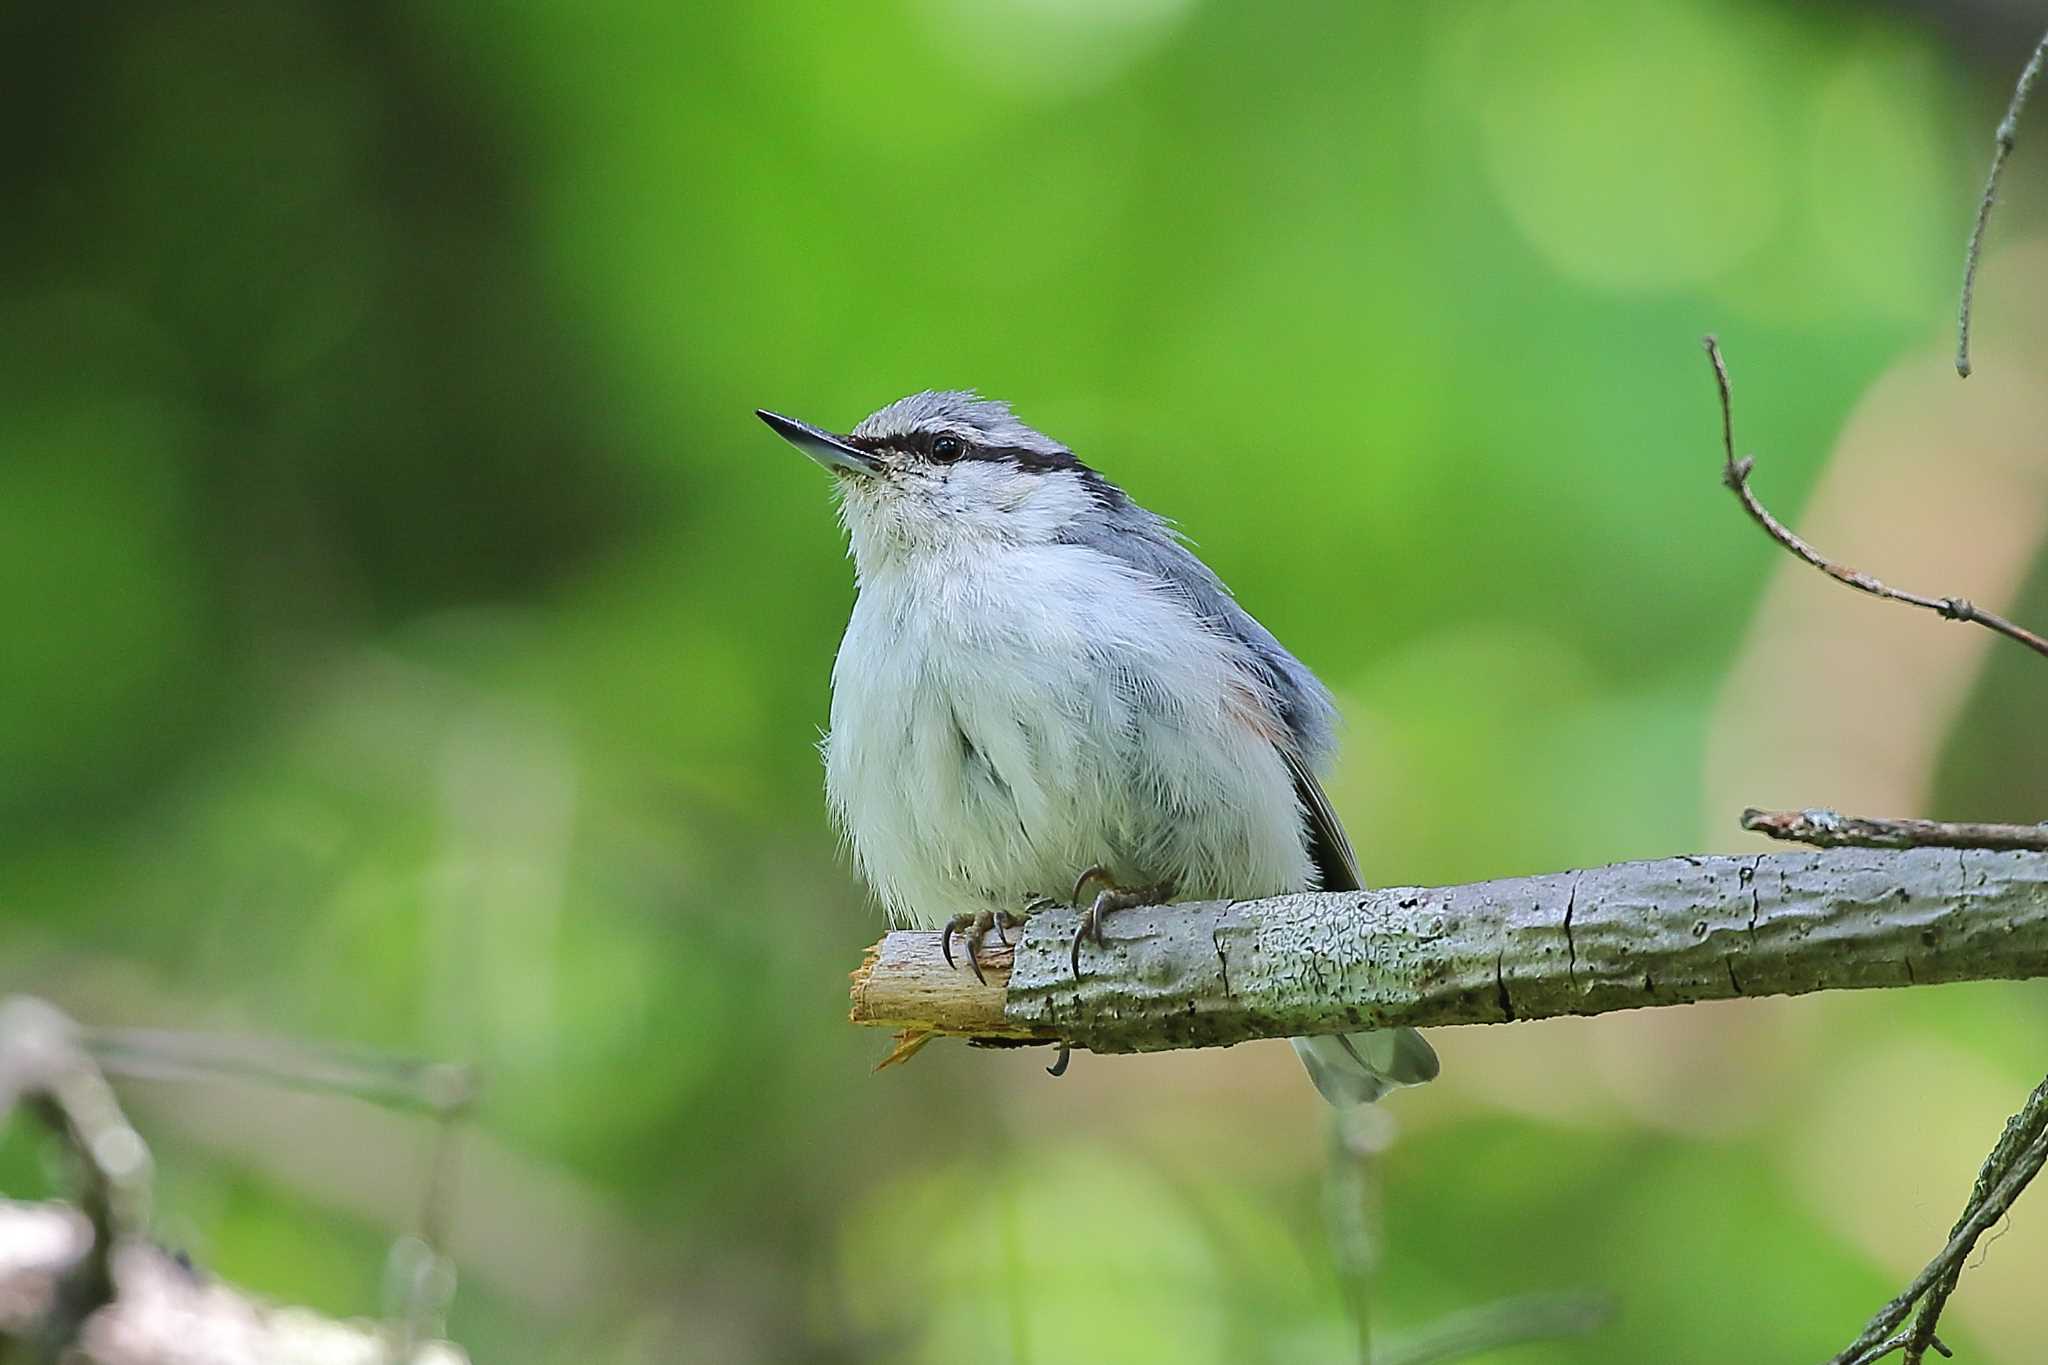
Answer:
[853, 430, 978, 459]
[846, 431, 1086, 474]
[963, 443, 1083, 472]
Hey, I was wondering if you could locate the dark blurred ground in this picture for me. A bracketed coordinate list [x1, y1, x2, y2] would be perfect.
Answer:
[2, 3, 2046, 1361]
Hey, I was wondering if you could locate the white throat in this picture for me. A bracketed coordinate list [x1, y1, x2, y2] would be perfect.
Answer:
[836, 464, 1103, 581]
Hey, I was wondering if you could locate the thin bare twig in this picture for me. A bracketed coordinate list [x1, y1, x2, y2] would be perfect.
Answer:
[1701, 336, 2048, 660]
[1828, 1122, 2048, 1364]
[1742, 808, 2048, 852]
[1957, 27, 2048, 378]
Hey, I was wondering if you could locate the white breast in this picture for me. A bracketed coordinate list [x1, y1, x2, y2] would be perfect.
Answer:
[824, 540, 1311, 927]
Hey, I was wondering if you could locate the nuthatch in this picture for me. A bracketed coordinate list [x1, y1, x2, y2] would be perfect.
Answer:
[759, 392, 1437, 1104]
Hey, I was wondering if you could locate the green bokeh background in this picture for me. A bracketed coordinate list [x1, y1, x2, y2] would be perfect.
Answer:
[4, 2, 2046, 1361]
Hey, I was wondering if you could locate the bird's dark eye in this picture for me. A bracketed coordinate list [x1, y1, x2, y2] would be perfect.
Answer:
[929, 435, 964, 462]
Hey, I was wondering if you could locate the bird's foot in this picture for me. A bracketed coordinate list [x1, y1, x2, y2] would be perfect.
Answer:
[939, 906, 1029, 985]
[1067, 866, 1175, 981]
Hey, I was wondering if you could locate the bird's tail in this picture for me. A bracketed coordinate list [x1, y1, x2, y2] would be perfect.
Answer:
[1290, 1027, 1439, 1107]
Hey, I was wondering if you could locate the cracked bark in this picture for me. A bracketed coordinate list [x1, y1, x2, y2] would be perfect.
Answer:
[1561, 872, 1581, 988]
[849, 848, 2048, 1053]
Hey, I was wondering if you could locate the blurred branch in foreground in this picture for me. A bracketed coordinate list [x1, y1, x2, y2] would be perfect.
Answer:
[1957, 25, 2048, 377]
[0, 1203, 467, 1365]
[1375, 1292, 1611, 1365]
[0, 998, 469, 1365]
[81, 1028, 478, 1119]
[849, 845, 2048, 1049]
[1703, 337, 2048, 660]
[1322, 1101, 1612, 1365]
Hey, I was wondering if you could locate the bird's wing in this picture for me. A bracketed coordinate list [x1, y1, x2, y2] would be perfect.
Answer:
[1055, 486, 1360, 891]
[1283, 746, 1362, 893]
[1055, 492, 1340, 765]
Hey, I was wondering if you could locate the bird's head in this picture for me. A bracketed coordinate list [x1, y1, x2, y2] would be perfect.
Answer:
[757, 391, 1121, 572]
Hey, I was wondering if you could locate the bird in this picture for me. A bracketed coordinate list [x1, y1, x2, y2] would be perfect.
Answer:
[757, 391, 1438, 1105]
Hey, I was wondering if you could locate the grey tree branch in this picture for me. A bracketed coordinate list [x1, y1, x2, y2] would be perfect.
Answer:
[1957, 26, 2048, 378]
[851, 847, 2048, 1359]
[848, 847, 2048, 1049]
[1702, 337, 2048, 660]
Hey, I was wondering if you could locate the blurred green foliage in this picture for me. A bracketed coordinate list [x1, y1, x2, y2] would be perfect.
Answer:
[3, 1, 2045, 1361]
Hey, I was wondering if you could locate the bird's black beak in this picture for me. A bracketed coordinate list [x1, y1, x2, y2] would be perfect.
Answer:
[756, 409, 880, 474]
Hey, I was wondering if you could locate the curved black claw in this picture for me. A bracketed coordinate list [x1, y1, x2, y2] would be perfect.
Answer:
[1067, 879, 1176, 982]
[1070, 864, 1113, 907]
[988, 907, 1026, 946]
[946, 908, 1036, 985]
[964, 910, 995, 985]
[1067, 887, 1117, 981]
[939, 912, 977, 973]
[1046, 1042, 1072, 1077]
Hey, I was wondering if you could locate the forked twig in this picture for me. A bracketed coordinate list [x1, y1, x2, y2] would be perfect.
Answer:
[1828, 1078, 2048, 1364]
[1897, 1076, 2048, 1363]
[1702, 337, 2048, 660]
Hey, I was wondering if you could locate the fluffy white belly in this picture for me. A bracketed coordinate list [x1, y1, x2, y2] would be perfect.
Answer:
[825, 542, 1310, 927]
